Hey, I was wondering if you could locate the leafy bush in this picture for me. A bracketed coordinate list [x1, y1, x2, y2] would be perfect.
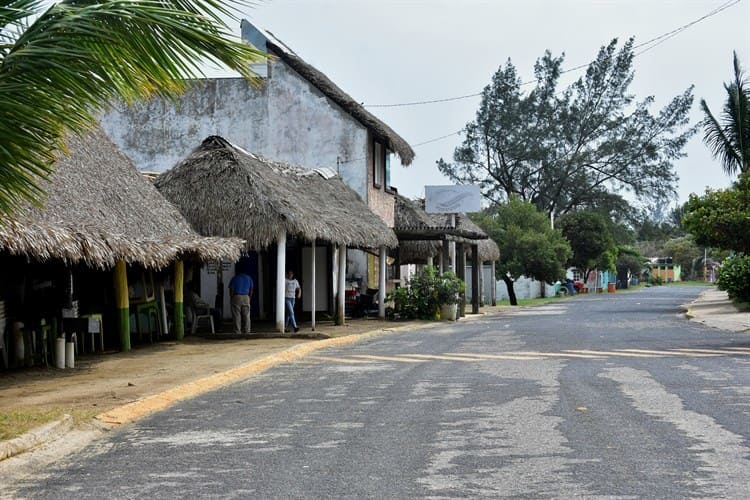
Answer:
[717, 254, 750, 303]
[649, 274, 664, 286]
[437, 271, 466, 305]
[387, 267, 465, 320]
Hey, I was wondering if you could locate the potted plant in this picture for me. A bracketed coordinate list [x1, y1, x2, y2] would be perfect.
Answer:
[437, 271, 465, 321]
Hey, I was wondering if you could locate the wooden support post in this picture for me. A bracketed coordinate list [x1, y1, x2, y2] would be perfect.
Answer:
[174, 260, 184, 340]
[457, 243, 466, 317]
[491, 260, 497, 306]
[441, 240, 450, 274]
[311, 240, 316, 331]
[113, 260, 131, 352]
[471, 245, 480, 314]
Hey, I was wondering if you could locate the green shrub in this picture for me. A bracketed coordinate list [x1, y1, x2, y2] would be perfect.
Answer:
[717, 254, 750, 303]
[437, 271, 466, 305]
[387, 266, 465, 320]
[649, 274, 664, 286]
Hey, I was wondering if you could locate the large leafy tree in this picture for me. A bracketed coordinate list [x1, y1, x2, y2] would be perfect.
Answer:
[682, 173, 750, 254]
[472, 197, 571, 306]
[700, 51, 750, 176]
[558, 210, 617, 283]
[438, 38, 696, 217]
[0, 0, 264, 214]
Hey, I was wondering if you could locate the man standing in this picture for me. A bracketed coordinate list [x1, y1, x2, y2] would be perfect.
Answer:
[285, 269, 301, 333]
[228, 269, 253, 334]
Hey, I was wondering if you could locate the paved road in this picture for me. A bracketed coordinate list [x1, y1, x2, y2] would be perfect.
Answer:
[8, 286, 750, 498]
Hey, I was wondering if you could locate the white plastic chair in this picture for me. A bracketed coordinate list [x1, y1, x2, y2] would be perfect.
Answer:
[190, 305, 215, 334]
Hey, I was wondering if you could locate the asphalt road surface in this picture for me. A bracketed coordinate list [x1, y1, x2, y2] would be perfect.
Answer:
[8, 286, 750, 498]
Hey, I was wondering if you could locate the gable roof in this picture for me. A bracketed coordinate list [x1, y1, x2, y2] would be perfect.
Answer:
[241, 20, 415, 166]
[0, 128, 243, 268]
[154, 136, 398, 250]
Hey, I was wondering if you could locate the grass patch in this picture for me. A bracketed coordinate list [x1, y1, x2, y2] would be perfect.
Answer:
[666, 280, 715, 287]
[0, 407, 99, 442]
[495, 296, 565, 307]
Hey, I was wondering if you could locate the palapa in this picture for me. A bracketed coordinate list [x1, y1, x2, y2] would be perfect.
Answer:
[394, 194, 498, 264]
[155, 136, 398, 251]
[0, 128, 243, 269]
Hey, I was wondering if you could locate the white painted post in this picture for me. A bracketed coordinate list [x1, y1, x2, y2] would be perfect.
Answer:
[336, 244, 347, 325]
[276, 232, 286, 333]
[379, 246, 387, 319]
[159, 284, 168, 336]
[311, 240, 316, 331]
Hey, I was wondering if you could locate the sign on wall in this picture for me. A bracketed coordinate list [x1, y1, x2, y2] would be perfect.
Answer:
[425, 185, 481, 213]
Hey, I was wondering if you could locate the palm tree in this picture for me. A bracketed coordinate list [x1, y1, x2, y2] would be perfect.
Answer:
[0, 0, 264, 214]
[700, 51, 750, 176]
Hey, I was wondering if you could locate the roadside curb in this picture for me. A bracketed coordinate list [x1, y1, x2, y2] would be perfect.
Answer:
[0, 414, 74, 461]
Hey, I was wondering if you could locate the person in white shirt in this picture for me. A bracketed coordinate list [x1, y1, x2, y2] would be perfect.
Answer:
[285, 269, 301, 333]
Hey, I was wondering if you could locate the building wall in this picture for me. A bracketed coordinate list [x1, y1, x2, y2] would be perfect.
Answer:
[100, 71, 370, 200]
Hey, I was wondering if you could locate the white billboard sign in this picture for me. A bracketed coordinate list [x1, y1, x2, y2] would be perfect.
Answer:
[424, 185, 481, 213]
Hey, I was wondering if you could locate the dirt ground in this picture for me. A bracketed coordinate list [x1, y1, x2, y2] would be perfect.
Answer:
[0, 318, 402, 414]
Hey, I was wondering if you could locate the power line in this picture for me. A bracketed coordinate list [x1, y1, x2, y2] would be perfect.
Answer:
[411, 130, 464, 148]
[363, 0, 743, 109]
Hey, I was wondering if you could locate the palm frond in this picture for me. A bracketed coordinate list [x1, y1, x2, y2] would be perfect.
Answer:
[700, 52, 750, 176]
[0, 0, 265, 215]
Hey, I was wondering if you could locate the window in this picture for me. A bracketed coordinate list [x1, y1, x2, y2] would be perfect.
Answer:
[373, 141, 384, 188]
[385, 151, 392, 191]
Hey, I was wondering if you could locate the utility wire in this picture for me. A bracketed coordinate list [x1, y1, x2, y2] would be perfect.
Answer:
[364, 0, 743, 109]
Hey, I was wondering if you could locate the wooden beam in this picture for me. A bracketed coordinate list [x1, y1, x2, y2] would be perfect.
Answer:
[471, 245, 480, 314]
[174, 260, 184, 341]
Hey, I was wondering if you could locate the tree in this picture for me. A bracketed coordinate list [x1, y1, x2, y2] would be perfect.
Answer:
[661, 236, 703, 280]
[558, 210, 617, 282]
[700, 51, 750, 176]
[472, 197, 571, 306]
[615, 246, 646, 283]
[682, 173, 750, 253]
[0, 0, 265, 214]
[437, 38, 695, 217]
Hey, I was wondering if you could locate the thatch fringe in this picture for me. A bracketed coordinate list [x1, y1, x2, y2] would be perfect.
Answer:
[155, 136, 398, 250]
[0, 128, 243, 269]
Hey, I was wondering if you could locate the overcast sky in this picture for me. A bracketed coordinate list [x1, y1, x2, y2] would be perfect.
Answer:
[215, 0, 750, 207]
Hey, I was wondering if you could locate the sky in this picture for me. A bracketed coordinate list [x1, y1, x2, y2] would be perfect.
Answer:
[211, 0, 750, 208]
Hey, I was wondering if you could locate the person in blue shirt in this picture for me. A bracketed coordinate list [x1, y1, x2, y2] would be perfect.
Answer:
[228, 270, 253, 334]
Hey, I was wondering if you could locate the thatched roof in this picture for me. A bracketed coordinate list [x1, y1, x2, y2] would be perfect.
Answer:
[154, 136, 398, 250]
[249, 23, 414, 166]
[457, 216, 501, 262]
[394, 195, 498, 263]
[0, 128, 244, 269]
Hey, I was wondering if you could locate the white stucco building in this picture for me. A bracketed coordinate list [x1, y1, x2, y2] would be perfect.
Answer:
[100, 20, 414, 322]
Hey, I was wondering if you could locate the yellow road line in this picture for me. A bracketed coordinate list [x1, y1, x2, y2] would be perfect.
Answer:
[674, 348, 750, 355]
[307, 356, 374, 364]
[445, 353, 543, 360]
[619, 349, 719, 357]
[513, 351, 605, 359]
[349, 354, 428, 363]
[563, 349, 663, 358]
[398, 353, 483, 361]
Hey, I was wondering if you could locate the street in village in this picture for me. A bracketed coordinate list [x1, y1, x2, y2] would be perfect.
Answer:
[3, 285, 750, 498]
